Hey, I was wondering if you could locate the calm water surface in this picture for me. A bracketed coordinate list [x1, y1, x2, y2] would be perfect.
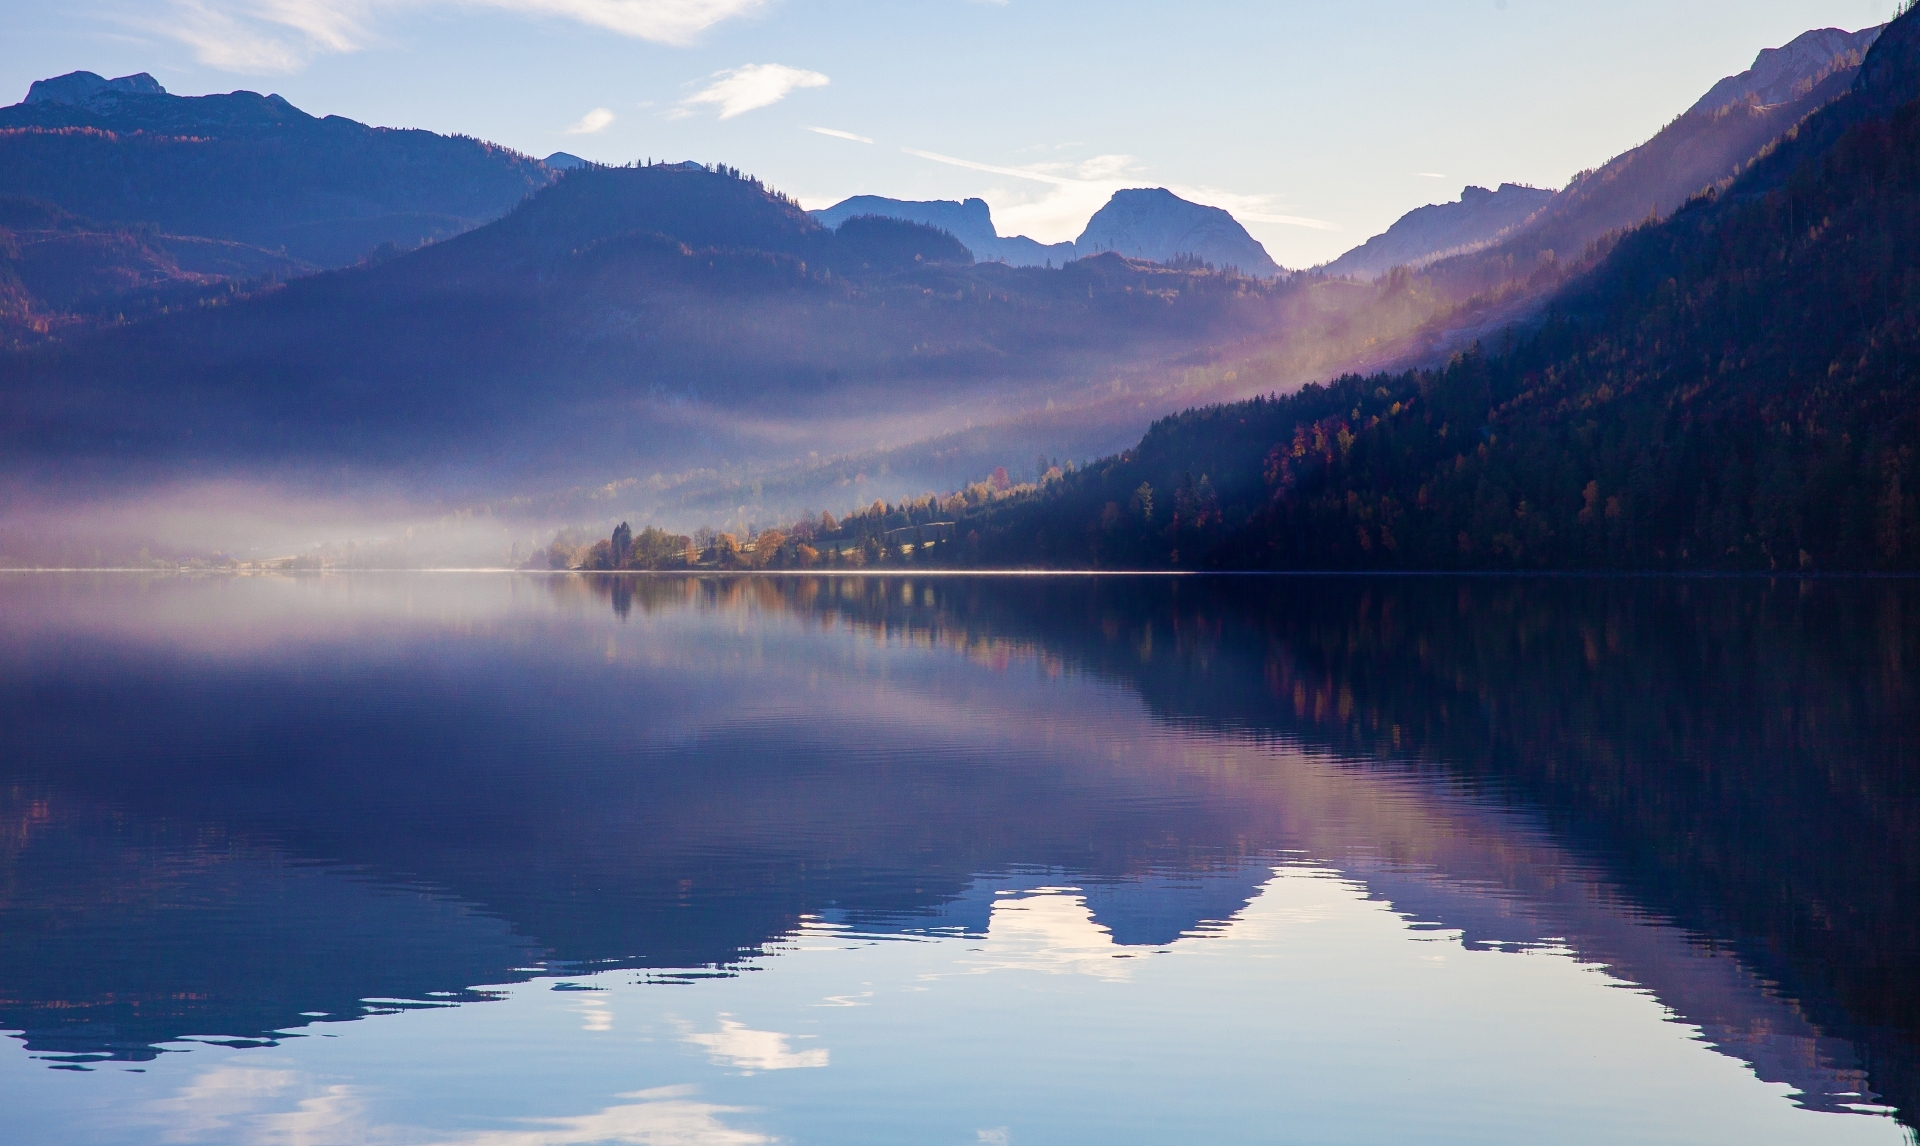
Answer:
[1, 572, 1917, 1145]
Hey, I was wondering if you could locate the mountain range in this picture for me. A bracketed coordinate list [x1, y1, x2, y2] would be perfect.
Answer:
[0, 16, 1904, 564]
[809, 196, 1077, 267]
[1316, 24, 1883, 290]
[1689, 24, 1884, 114]
[0, 160, 1302, 511]
[936, 10, 1920, 571]
[0, 71, 556, 268]
[1317, 182, 1552, 280]
[811, 187, 1284, 277]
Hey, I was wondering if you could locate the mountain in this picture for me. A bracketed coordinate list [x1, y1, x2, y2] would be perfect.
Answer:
[812, 188, 1285, 277]
[1309, 23, 1882, 327]
[543, 152, 589, 171]
[1318, 183, 1552, 280]
[0, 162, 1294, 502]
[0, 74, 556, 266]
[1075, 188, 1284, 277]
[1415, 24, 1880, 310]
[930, 5, 1920, 572]
[810, 196, 1076, 266]
[24, 70, 164, 104]
[0, 196, 311, 348]
[1690, 25, 1883, 114]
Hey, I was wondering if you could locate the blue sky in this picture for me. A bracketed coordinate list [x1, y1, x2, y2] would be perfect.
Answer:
[0, 0, 1898, 266]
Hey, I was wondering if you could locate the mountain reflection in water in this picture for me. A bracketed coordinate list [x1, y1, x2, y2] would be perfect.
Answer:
[0, 572, 1916, 1139]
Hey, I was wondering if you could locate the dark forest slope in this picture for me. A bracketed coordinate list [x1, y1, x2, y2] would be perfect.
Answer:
[948, 7, 1920, 572]
[0, 196, 310, 348]
[0, 78, 554, 266]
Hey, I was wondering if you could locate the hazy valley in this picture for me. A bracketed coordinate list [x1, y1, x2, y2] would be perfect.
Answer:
[0, 18, 1906, 569]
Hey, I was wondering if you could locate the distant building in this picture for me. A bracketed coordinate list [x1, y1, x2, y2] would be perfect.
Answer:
[885, 522, 956, 547]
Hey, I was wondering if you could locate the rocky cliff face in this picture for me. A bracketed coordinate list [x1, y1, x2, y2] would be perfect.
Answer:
[23, 71, 165, 105]
[1319, 183, 1551, 280]
[814, 189, 1283, 276]
[1690, 25, 1883, 115]
[1074, 188, 1283, 277]
[810, 196, 1076, 266]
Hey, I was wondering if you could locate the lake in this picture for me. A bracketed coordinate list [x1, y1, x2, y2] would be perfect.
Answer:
[0, 572, 1915, 1145]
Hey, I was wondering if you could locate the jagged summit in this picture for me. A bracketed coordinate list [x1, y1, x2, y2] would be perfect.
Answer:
[814, 196, 997, 250]
[810, 195, 1074, 266]
[1322, 22, 1882, 290]
[813, 188, 1282, 276]
[1319, 182, 1551, 280]
[24, 71, 165, 105]
[1075, 188, 1283, 278]
[1690, 25, 1883, 116]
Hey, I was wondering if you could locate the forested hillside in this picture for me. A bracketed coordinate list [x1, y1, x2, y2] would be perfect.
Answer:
[0, 196, 310, 347]
[0, 79, 554, 266]
[0, 162, 1309, 495]
[941, 7, 1920, 572]
[1304, 23, 1880, 377]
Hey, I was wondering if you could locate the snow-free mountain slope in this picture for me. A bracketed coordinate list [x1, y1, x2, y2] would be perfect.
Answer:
[0, 163, 1290, 498]
[810, 196, 1075, 266]
[1689, 25, 1883, 115]
[0, 196, 312, 348]
[0, 76, 556, 266]
[954, 6, 1920, 574]
[1074, 188, 1284, 277]
[24, 70, 165, 104]
[815, 188, 1283, 276]
[1417, 23, 1881, 308]
[1319, 183, 1551, 280]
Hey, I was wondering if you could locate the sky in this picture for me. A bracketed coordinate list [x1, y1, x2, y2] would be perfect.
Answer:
[0, 0, 1901, 267]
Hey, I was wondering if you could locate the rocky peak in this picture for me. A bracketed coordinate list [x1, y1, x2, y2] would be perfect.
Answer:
[1075, 188, 1283, 278]
[1318, 182, 1551, 281]
[1689, 26, 1883, 116]
[808, 195, 1077, 267]
[24, 71, 165, 106]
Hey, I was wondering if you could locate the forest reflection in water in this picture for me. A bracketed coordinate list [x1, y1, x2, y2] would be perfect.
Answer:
[0, 571, 1916, 1144]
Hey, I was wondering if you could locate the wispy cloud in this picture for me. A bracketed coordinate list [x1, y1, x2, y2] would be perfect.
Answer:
[901, 148, 1078, 186]
[677, 63, 828, 119]
[565, 107, 616, 134]
[806, 125, 873, 144]
[143, 0, 766, 74]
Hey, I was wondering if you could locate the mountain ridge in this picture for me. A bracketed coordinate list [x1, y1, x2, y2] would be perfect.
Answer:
[1318, 183, 1552, 281]
[809, 196, 1076, 267]
[812, 186, 1284, 276]
[926, 5, 1920, 573]
[1320, 23, 1883, 301]
[0, 78, 556, 267]
[0, 162, 1293, 504]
